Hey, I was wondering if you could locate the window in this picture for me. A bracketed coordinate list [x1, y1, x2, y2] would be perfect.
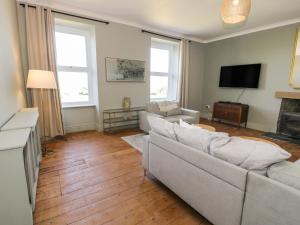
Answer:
[55, 21, 95, 107]
[150, 38, 180, 100]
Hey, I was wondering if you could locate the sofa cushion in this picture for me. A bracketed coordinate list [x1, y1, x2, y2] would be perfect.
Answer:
[179, 119, 224, 133]
[210, 137, 291, 170]
[179, 119, 194, 127]
[267, 161, 300, 191]
[147, 116, 177, 140]
[174, 124, 229, 153]
[166, 107, 182, 116]
[146, 102, 166, 116]
[157, 102, 182, 116]
[164, 115, 194, 123]
[157, 101, 178, 112]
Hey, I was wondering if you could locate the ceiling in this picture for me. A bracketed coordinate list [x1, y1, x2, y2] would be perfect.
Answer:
[25, 0, 300, 42]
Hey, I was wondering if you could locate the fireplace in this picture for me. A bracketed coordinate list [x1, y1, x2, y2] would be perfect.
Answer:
[277, 98, 300, 139]
[278, 112, 300, 139]
[264, 92, 300, 144]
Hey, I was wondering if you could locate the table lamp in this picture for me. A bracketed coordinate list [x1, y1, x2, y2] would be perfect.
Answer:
[26, 70, 57, 155]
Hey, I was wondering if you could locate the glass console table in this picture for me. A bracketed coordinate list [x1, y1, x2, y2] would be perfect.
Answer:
[103, 107, 145, 133]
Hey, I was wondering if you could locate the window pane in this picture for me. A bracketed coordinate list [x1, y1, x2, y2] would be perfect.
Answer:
[150, 76, 168, 99]
[58, 71, 89, 103]
[55, 32, 87, 67]
[151, 48, 169, 73]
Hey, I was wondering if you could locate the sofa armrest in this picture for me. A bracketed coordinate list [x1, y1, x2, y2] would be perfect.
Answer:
[142, 135, 150, 171]
[139, 111, 163, 133]
[181, 108, 200, 124]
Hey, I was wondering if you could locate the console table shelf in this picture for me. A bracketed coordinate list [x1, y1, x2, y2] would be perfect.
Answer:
[103, 115, 139, 123]
[103, 107, 145, 133]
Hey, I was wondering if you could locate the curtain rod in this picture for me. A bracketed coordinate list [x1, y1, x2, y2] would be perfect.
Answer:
[141, 30, 182, 41]
[141, 30, 192, 42]
[19, 3, 109, 25]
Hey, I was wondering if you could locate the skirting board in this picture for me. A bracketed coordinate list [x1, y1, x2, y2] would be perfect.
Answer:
[64, 122, 97, 133]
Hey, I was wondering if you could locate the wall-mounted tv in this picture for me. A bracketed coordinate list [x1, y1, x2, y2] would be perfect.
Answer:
[219, 64, 261, 88]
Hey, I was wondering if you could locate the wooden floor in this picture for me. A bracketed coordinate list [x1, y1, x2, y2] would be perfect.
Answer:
[34, 120, 300, 225]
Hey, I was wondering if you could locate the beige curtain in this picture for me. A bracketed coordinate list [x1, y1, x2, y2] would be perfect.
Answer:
[19, 4, 64, 138]
[179, 39, 190, 108]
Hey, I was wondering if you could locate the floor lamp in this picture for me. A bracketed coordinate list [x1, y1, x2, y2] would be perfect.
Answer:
[26, 70, 57, 155]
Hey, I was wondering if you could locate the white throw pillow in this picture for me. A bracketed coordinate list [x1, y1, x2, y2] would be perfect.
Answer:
[147, 116, 177, 140]
[174, 125, 229, 153]
[179, 119, 195, 128]
[157, 101, 178, 112]
[210, 137, 291, 170]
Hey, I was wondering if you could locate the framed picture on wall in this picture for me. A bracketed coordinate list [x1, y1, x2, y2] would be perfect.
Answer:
[105, 57, 145, 82]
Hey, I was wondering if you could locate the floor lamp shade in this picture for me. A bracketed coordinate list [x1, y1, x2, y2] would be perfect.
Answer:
[27, 70, 57, 89]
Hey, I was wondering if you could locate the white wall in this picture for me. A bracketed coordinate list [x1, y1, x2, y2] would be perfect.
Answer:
[202, 23, 300, 132]
[0, 0, 26, 127]
[62, 106, 97, 133]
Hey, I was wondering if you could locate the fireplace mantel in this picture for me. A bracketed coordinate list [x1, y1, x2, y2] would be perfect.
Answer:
[275, 91, 300, 100]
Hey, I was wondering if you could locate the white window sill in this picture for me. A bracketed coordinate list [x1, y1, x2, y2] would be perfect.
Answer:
[62, 104, 96, 109]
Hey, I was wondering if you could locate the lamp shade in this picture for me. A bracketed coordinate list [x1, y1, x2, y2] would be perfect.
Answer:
[26, 70, 57, 89]
[221, 0, 251, 24]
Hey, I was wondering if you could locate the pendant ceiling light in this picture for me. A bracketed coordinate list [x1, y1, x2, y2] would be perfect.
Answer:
[221, 0, 251, 24]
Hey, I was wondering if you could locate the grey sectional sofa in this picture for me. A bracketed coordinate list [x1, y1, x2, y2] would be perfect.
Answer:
[143, 131, 300, 225]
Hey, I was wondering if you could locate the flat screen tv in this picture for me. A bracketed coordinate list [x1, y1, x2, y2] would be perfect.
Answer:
[219, 64, 261, 88]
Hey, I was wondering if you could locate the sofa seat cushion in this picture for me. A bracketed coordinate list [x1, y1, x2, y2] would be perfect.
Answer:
[268, 161, 300, 190]
[164, 115, 194, 123]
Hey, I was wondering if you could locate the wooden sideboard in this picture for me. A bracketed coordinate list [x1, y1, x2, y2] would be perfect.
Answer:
[212, 102, 249, 128]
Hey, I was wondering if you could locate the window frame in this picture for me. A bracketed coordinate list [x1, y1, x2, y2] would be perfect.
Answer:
[55, 22, 94, 108]
[150, 38, 180, 101]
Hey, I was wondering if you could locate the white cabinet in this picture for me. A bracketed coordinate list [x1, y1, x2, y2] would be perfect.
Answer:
[0, 108, 41, 225]
[0, 129, 33, 225]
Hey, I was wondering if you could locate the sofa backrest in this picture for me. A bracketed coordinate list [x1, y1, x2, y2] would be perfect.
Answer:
[149, 131, 248, 191]
[242, 172, 300, 225]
